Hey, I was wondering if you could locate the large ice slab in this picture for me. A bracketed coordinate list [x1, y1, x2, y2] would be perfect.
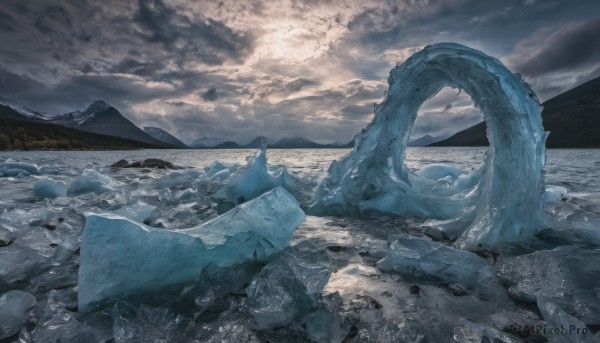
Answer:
[310, 43, 546, 250]
[377, 236, 506, 301]
[78, 187, 305, 313]
[497, 246, 600, 324]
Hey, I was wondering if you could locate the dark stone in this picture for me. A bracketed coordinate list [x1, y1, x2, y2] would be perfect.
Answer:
[409, 284, 420, 296]
[42, 223, 57, 231]
[381, 290, 393, 297]
[439, 282, 469, 296]
[0, 238, 12, 247]
[57, 217, 65, 222]
[111, 159, 130, 168]
[142, 158, 176, 169]
[326, 245, 347, 253]
[111, 158, 183, 170]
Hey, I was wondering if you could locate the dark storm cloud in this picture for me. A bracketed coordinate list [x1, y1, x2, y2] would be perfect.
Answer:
[510, 17, 600, 77]
[134, 0, 255, 65]
[202, 88, 219, 101]
[0, 9, 16, 32]
[111, 58, 165, 77]
[0, 0, 599, 143]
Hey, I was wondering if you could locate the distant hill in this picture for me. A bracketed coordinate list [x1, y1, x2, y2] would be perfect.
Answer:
[188, 137, 227, 148]
[0, 118, 162, 150]
[144, 127, 188, 148]
[407, 134, 444, 147]
[431, 76, 600, 148]
[206, 136, 351, 149]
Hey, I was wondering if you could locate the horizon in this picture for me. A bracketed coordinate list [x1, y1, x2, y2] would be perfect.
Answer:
[0, 0, 598, 143]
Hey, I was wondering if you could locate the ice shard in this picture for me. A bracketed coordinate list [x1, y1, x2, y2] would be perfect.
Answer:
[78, 187, 305, 313]
[310, 43, 546, 250]
[213, 141, 295, 204]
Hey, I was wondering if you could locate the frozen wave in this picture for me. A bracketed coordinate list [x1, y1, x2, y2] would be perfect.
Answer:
[311, 43, 546, 250]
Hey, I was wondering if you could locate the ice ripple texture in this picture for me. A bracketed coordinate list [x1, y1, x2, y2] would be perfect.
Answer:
[311, 43, 546, 250]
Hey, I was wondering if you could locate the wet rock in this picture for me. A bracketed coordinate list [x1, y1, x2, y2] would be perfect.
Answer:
[111, 159, 130, 168]
[409, 284, 421, 296]
[111, 158, 183, 170]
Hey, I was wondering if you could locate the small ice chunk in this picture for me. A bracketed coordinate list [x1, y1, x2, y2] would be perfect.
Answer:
[51, 237, 79, 265]
[78, 187, 305, 313]
[32, 293, 97, 342]
[0, 290, 37, 340]
[544, 185, 568, 203]
[34, 179, 67, 199]
[0, 161, 39, 177]
[246, 241, 332, 329]
[156, 169, 202, 189]
[114, 202, 156, 222]
[69, 169, 117, 194]
[205, 161, 227, 177]
[414, 164, 463, 181]
[0, 245, 49, 291]
[306, 308, 349, 343]
[377, 236, 506, 300]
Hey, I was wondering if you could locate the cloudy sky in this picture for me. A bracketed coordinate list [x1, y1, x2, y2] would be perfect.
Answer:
[0, 0, 598, 144]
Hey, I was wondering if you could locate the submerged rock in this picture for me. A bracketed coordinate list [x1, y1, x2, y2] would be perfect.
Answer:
[78, 187, 305, 313]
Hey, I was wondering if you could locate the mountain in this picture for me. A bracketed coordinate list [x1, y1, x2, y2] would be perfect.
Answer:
[270, 137, 326, 148]
[431, 77, 600, 148]
[188, 137, 227, 148]
[407, 134, 444, 147]
[50, 100, 176, 148]
[0, 95, 49, 121]
[212, 141, 244, 149]
[143, 127, 188, 148]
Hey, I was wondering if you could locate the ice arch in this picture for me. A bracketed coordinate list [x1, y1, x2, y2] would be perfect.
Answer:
[310, 43, 546, 250]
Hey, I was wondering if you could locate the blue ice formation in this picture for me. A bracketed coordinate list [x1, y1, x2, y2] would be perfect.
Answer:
[78, 187, 305, 313]
[311, 43, 546, 250]
[34, 179, 68, 199]
[0, 161, 40, 177]
[69, 169, 118, 194]
[213, 141, 295, 203]
[377, 236, 506, 301]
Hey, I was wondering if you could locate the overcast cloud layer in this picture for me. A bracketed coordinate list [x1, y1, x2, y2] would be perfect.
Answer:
[0, 0, 598, 143]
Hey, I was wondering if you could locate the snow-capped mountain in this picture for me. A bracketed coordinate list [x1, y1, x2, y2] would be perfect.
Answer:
[49, 100, 175, 147]
[0, 95, 49, 121]
[188, 137, 228, 148]
[143, 127, 188, 148]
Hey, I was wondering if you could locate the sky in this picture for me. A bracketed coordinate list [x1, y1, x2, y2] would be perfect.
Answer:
[0, 0, 598, 144]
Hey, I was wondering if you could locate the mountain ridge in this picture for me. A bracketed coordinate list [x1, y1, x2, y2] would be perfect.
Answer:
[431, 76, 600, 148]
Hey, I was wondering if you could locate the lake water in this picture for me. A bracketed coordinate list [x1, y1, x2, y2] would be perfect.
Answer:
[1, 147, 600, 342]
